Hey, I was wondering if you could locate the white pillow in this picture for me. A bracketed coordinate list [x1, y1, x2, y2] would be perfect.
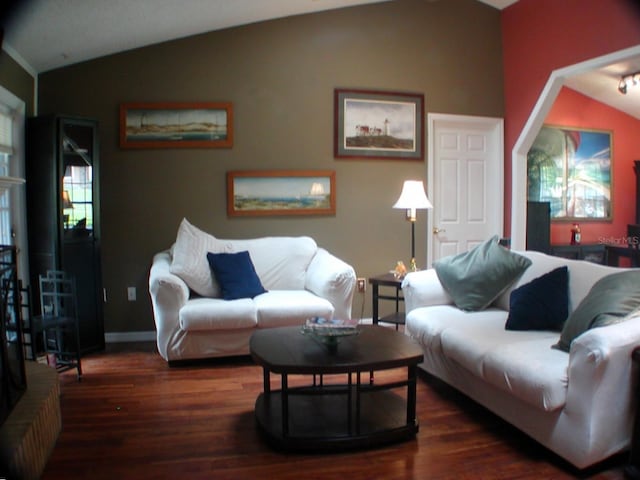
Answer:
[169, 218, 231, 297]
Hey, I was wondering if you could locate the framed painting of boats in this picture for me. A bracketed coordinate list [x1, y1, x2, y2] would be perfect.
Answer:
[119, 102, 233, 149]
[227, 170, 336, 217]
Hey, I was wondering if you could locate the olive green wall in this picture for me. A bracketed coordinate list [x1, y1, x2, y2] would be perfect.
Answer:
[36, 0, 504, 334]
[0, 49, 35, 116]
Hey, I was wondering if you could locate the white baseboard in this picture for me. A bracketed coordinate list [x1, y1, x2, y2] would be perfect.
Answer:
[105, 331, 156, 343]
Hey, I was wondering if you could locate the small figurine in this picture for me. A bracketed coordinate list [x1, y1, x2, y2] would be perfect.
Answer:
[394, 261, 407, 278]
[410, 258, 417, 272]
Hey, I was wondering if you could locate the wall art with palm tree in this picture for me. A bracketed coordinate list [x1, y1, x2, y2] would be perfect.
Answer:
[527, 125, 612, 221]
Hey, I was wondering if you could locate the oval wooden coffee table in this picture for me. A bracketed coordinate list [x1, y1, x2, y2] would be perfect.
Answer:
[250, 325, 424, 451]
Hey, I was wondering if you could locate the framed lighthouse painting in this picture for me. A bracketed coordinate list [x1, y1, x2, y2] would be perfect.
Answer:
[334, 89, 424, 160]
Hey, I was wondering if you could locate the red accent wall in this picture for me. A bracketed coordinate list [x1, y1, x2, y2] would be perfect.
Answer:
[501, 0, 640, 235]
[544, 87, 640, 244]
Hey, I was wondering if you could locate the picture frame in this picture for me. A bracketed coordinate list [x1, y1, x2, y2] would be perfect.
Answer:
[334, 88, 424, 160]
[227, 170, 336, 217]
[119, 102, 233, 149]
[527, 125, 612, 221]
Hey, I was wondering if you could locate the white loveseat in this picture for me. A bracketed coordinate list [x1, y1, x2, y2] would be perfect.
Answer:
[149, 219, 356, 363]
[402, 250, 640, 469]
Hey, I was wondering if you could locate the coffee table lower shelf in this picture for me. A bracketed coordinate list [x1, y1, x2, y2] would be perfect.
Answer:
[254, 386, 419, 451]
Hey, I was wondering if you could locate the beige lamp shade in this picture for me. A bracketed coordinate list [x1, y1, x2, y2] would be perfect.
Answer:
[393, 180, 432, 219]
[393, 180, 433, 269]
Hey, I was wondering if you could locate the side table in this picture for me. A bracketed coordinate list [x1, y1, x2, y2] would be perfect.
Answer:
[369, 273, 404, 330]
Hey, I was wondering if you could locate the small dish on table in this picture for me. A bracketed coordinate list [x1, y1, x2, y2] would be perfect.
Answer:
[301, 317, 359, 352]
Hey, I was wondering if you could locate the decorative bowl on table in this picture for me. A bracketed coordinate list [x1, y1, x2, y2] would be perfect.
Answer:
[301, 317, 359, 352]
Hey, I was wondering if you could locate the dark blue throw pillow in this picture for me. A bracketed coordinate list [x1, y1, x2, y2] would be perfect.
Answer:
[505, 266, 568, 331]
[206, 251, 267, 300]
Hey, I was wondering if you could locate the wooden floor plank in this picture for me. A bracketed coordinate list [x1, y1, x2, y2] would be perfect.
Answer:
[40, 342, 627, 479]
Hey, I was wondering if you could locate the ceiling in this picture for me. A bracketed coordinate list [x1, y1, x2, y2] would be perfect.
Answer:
[565, 58, 640, 120]
[2, 0, 639, 119]
[3, 0, 516, 73]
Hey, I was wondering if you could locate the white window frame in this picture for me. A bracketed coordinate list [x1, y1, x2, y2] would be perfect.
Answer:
[0, 85, 28, 285]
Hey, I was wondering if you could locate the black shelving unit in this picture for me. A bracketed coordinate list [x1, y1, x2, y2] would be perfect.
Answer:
[25, 115, 104, 354]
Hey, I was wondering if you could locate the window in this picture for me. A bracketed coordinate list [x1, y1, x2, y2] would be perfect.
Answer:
[63, 165, 93, 230]
[0, 86, 27, 287]
[0, 107, 14, 245]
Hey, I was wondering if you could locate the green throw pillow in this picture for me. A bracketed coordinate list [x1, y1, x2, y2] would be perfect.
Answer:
[555, 270, 640, 352]
[434, 235, 532, 311]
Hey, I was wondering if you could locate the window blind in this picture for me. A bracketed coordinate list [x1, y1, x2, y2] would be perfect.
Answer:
[0, 108, 13, 155]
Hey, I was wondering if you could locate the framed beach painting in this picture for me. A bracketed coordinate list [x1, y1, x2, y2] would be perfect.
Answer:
[334, 88, 424, 160]
[527, 125, 612, 221]
[119, 102, 233, 149]
[227, 170, 336, 217]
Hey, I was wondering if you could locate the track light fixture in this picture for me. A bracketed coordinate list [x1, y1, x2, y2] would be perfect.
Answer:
[618, 71, 640, 94]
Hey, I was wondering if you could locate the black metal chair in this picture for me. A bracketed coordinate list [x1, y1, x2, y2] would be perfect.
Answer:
[37, 270, 82, 379]
[10, 280, 36, 360]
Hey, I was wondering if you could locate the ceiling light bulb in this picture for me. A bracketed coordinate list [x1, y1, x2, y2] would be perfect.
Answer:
[619, 78, 627, 94]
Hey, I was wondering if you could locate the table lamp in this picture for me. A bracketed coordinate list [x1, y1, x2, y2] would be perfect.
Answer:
[393, 180, 433, 271]
[62, 190, 73, 229]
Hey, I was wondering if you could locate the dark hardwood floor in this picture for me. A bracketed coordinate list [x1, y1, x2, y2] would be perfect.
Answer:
[40, 342, 628, 479]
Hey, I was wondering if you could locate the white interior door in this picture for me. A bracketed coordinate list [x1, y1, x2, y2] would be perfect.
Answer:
[427, 114, 504, 266]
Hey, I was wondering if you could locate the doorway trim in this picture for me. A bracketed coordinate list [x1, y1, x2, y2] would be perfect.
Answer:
[510, 44, 640, 250]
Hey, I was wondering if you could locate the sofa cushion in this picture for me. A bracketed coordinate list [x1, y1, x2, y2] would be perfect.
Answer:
[254, 290, 334, 327]
[555, 270, 640, 352]
[229, 237, 317, 290]
[405, 305, 466, 353]
[482, 338, 569, 411]
[494, 251, 616, 313]
[170, 218, 231, 297]
[207, 251, 267, 300]
[434, 235, 532, 311]
[179, 297, 257, 331]
[439, 311, 538, 377]
[505, 266, 568, 331]
[437, 312, 566, 411]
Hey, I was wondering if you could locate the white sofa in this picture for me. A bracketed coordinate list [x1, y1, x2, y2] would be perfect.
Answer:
[149, 220, 356, 363]
[402, 250, 640, 469]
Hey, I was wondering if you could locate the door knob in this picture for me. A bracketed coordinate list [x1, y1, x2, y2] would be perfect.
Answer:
[433, 227, 446, 234]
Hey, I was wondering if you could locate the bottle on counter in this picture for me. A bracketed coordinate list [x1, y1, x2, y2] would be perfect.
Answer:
[570, 223, 581, 245]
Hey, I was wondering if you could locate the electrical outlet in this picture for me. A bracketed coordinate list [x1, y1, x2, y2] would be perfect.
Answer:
[127, 287, 136, 301]
[356, 278, 366, 293]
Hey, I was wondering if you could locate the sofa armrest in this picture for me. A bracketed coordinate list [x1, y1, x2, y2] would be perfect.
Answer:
[149, 250, 190, 359]
[565, 315, 640, 448]
[401, 268, 453, 313]
[305, 248, 356, 320]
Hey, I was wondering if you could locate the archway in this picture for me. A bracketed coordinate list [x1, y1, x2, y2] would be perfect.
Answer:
[510, 44, 640, 250]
